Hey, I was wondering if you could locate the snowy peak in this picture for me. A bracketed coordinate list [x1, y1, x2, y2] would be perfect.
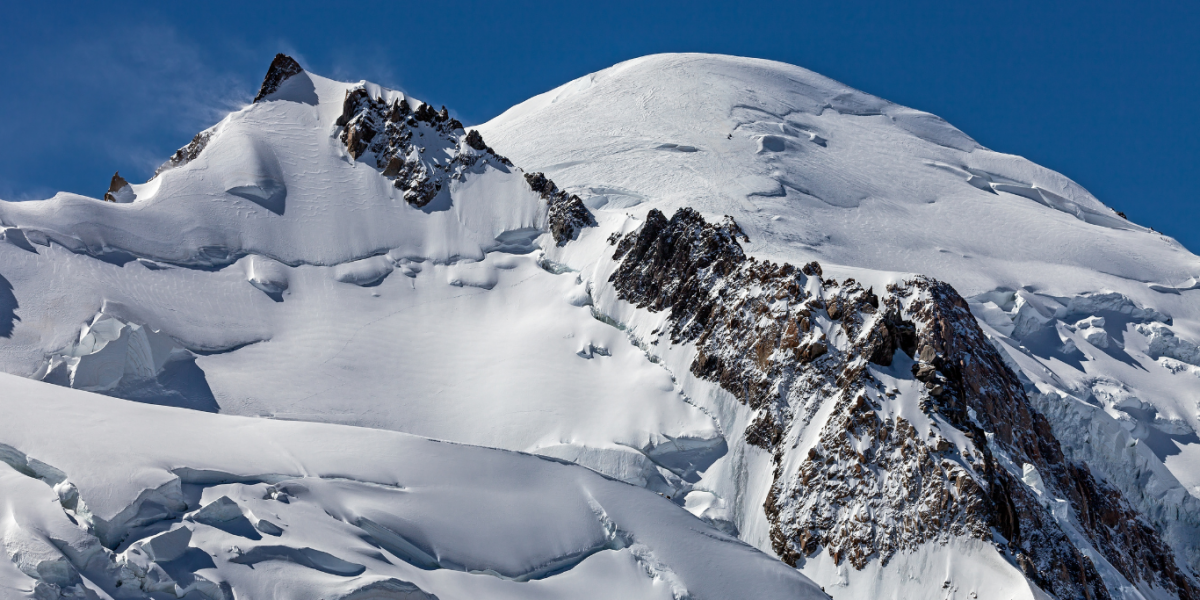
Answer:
[478, 53, 1200, 597]
[4, 50, 1200, 600]
[0, 57, 551, 267]
[253, 52, 304, 102]
[479, 53, 1192, 299]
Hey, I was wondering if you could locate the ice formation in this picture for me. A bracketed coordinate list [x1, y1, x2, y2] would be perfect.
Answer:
[2, 52, 1199, 599]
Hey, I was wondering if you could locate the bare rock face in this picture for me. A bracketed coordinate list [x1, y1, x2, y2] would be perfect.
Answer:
[524, 172, 595, 245]
[1066, 462, 1198, 595]
[334, 87, 511, 208]
[608, 207, 1199, 600]
[253, 53, 304, 103]
[103, 171, 134, 203]
[464, 129, 489, 151]
[153, 130, 213, 178]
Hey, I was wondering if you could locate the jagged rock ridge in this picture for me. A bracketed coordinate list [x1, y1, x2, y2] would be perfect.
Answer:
[607, 207, 1198, 599]
[153, 130, 213, 177]
[331, 83, 597, 237]
[524, 172, 595, 245]
[334, 86, 512, 207]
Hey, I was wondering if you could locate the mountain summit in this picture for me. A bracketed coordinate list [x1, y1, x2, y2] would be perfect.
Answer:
[253, 53, 304, 102]
[0, 53, 1197, 600]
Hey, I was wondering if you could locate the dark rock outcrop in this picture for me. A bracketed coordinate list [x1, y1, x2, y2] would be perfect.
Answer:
[464, 129, 489, 151]
[607, 207, 1198, 600]
[334, 87, 511, 208]
[103, 172, 132, 203]
[253, 54, 304, 103]
[524, 172, 595, 245]
[153, 130, 213, 178]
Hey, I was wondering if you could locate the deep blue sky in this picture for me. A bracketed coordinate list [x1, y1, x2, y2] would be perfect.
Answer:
[2, 1, 1197, 250]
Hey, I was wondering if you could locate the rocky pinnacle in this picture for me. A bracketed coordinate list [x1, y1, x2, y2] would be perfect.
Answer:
[253, 53, 304, 103]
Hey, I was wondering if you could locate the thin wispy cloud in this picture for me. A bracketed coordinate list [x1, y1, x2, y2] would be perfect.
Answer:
[0, 180, 59, 203]
[0, 19, 276, 199]
[66, 25, 254, 175]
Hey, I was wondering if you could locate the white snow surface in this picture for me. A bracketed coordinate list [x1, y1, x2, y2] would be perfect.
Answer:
[479, 53, 1200, 582]
[0, 373, 822, 600]
[0, 71, 543, 268]
[0, 63, 786, 599]
[800, 538, 1055, 600]
[0, 70, 721, 479]
[478, 53, 1195, 297]
[1, 51, 1199, 598]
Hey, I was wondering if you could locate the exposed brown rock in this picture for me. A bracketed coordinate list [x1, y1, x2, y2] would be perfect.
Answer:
[524, 172, 595, 245]
[103, 171, 130, 202]
[333, 86, 511, 208]
[413, 102, 437, 123]
[605, 207, 1197, 599]
[253, 54, 304, 103]
[153, 130, 213, 178]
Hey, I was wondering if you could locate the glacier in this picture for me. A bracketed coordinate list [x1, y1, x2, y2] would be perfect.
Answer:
[0, 51, 1196, 599]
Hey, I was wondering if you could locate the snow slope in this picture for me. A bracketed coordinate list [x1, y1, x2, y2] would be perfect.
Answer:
[0, 66, 724, 497]
[0, 372, 823, 600]
[0, 58, 770, 598]
[1, 51, 1197, 599]
[478, 53, 1195, 296]
[0, 71, 542, 267]
[479, 52, 1200, 585]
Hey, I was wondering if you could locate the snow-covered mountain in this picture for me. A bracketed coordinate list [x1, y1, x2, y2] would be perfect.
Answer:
[480, 54, 1200, 600]
[0, 52, 1196, 599]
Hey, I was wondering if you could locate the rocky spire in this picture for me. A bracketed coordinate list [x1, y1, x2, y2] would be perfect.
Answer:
[102, 171, 133, 203]
[253, 54, 304, 103]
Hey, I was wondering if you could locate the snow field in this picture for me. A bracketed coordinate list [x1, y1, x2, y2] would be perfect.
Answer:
[480, 52, 1200, 588]
[3, 50, 1200, 599]
[0, 373, 825, 600]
